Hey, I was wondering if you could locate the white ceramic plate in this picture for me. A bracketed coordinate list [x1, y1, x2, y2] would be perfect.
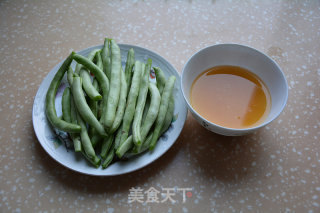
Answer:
[33, 44, 187, 176]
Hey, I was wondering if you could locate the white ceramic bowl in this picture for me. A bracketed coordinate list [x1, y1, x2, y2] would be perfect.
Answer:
[181, 44, 288, 136]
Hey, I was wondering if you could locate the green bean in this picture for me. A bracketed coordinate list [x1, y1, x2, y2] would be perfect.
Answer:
[116, 135, 133, 158]
[45, 53, 81, 133]
[140, 82, 161, 143]
[102, 143, 115, 169]
[76, 107, 96, 160]
[70, 94, 82, 152]
[118, 61, 143, 147]
[95, 51, 103, 71]
[62, 87, 71, 122]
[153, 67, 166, 94]
[67, 66, 74, 86]
[80, 68, 102, 101]
[90, 135, 102, 148]
[88, 79, 100, 140]
[109, 68, 127, 134]
[72, 53, 110, 127]
[132, 59, 152, 146]
[61, 87, 82, 152]
[75, 49, 100, 75]
[114, 123, 123, 150]
[100, 135, 114, 159]
[124, 48, 135, 93]
[127, 133, 153, 157]
[129, 107, 172, 156]
[149, 75, 176, 150]
[160, 95, 175, 134]
[88, 79, 103, 148]
[71, 76, 107, 136]
[81, 151, 101, 168]
[101, 38, 111, 79]
[141, 94, 150, 124]
[72, 53, 109, 96]
[103, 39, 122, 131]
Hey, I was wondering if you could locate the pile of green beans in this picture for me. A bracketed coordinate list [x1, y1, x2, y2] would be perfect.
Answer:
[45, 38, 176, 169]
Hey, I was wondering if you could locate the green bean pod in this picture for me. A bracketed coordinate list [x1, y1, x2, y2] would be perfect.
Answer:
[72, 53, 110, 128]
[70, 93, 82, 152]
[102, 143, 115, 169]
[101, 38, 111, 79]
[100, 135, 114, 159]
[95, 51, 103, 71]
[76, 108, 96, 160]
[67, 66, 74, 86]
[114, 123, 123, 150]
[45, 53, 81, 133]
[149, 75, 176, 150]
[141, 94, 151, 125]
[153, 67, 166, 94]
[125, 93, 174, 156]
[71, 76, 107, 136]
[80, 68, 102, 101]
[62, 87, 82, 152]
[124, 48, 135, 93]
[62, 87, 71, 122]
[88, 79, 100, 141]
[118, 61, 143, 147]
[72, 53, 109, 96]
[103, 39, 122, 131]
[81, 151, 101, 168]
[140, 82, 161, 143]
[132, 59, 152, 146]
[75, 49, 100, 74]
[116, 135, 133, 158]
[109, 68, 128, 134]
[160, 95, 175, 134]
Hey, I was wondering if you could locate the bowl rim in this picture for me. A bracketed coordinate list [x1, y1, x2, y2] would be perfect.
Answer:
[180, 43, 288, 133]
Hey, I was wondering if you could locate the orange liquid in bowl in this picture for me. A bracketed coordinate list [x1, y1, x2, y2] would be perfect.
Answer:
[190, 66, 271, 129]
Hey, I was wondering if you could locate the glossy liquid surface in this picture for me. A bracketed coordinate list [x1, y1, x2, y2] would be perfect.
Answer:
[190, 66, 271, 129]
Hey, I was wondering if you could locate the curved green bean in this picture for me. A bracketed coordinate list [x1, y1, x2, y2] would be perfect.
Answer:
[109, 68, 128, 134]
[72, 53, 110, 126]
[103, 39, 122, 131]
[45, 53, 81, 133]
[132, 59, 152, 146]
[118, 61, 143, 147]
[80, 68, 102, 101]
[140, 82, 161, 143]
[75, 49, 100, 74]
[153, 67, 166, 94]
[149, 75, 176, 150]
[72, 53, 109, 96]
[71, 76, 107, 136]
